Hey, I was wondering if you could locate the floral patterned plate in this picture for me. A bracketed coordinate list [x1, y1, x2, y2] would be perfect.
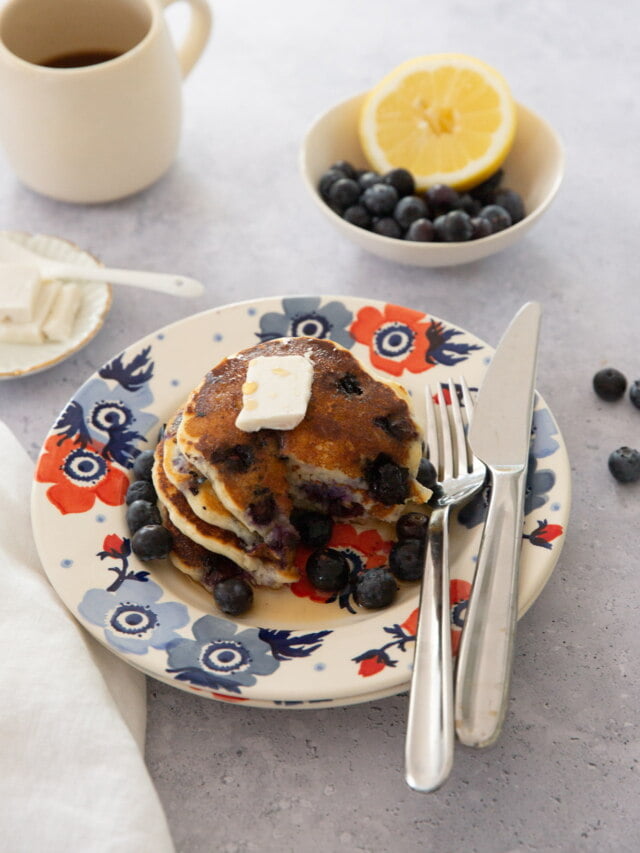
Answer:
[31, 296, 570, 709]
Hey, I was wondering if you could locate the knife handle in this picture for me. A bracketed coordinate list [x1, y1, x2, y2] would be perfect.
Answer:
[454, 467, 526, 748]
[405, 505, 454, 792]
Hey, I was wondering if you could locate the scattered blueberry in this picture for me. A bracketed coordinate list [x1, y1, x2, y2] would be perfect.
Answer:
[125, 479, 156, 505]
[358, 170, 381, 191]
[425, 183, 460, 215]
[361, 183, 399, 216]
[364, 453, 410, 505]
[330, 160, 358, 180]
[479, 204, 512, 232]
[608, 446, 640, 483]
[629, 380, 640, 409]
[416, 457, 437, 489]
[337, 372, 363, 395]
[470, 216, 493, 239]
[459, 193, 482, 217]
[593, 368, 627, 401]
[214, 577, 254, 615]
[132, 449, 155, 481]
[306, 548, 349, 591]
[131, 524, 172, 560]
[291, 509, 333, 549]
[126, 499, 161, 534]
[396, 511, 429, 542]
[355, 568, 397, 609]
[389, 539, 424, 581]
[383, 167, 415, 197]
[319, 169, 346, 200]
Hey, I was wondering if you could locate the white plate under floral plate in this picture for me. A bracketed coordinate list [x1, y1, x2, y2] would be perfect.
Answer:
[0, 232, 111, 380]
[31, 295, 570, 709]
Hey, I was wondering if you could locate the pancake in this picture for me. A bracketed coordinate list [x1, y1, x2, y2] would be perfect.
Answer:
[152, 434, 298, 588]
[161, 407, 260, 546]
[177, 337, 430, 531]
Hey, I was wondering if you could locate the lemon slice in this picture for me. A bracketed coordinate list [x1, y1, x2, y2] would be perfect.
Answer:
[359, 53, 517, 191]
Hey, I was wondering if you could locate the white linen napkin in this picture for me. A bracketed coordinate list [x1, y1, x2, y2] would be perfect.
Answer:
[0, 420, 175, 853]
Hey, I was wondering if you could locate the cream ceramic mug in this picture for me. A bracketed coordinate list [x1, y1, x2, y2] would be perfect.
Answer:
[0, 0, 211, 203]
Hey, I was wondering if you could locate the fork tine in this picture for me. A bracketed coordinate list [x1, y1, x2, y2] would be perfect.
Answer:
[424, 385, 440, 475]
[448, 377, 467, 476]
[459, 377, 484, 476]
[438, 381, 454, 480]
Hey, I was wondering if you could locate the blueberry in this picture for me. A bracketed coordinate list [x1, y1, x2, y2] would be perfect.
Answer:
[132, 449, 155, 481]
[405, 218, 435, 242]
[358, 170, 381, 191]
[131, 524, 172, 560]
[394, 195, 428, 229]
[434, 210, 473, 242]
[470, 216, 493, 239]
[362, 183, 399, 216]
[389, 539, 424, 581]
[425, 184, 460, 215]
[396, 511, 429, 542]
[213, 577, 253, 616]
[629, 380, 640, 409]
[383, 168, 415, 197]
[125, 479, 156, 505]
[479, 204, 512, 232]
[470, 169, 504, 204]
[306, 548, 349, 591]
[126, 499, 161, 534]
[416, 457, 437, 489]
[372, 217, 402, 238]
[459, 193, 482, 217]
[330, 160, 357, 180]
[494, 188, 525, 224]
[364, 453, 410, 505]
[291, 508, 333, 548]
[593, 368, 627, 401]
[337, 373, 363, 395]
[608, 446, 640, 483]
[248, 490, 276, 526]
[327, 177, 360, 211]
[342, 204, 371, 229]
[318, 168, 346, 200]
[355, 568, 397, 608]
[211, 444, 254, 473]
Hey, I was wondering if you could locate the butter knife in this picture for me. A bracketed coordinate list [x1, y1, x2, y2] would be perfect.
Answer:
[454, 301, 541, 748]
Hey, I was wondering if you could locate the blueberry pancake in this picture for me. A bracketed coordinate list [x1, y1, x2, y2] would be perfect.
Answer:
[177, 337, 430, 536]
[152, 433, 298, 588]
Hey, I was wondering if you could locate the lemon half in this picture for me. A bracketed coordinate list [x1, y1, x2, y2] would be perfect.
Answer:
[359, 53, 517, 191]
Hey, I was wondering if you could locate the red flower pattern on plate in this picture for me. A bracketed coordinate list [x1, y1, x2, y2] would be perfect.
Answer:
[349, 303, 433, 377]
[36, 434, 129, 515]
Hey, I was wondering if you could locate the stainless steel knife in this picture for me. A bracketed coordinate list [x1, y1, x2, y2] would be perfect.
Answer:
[454, 301, 541, 748]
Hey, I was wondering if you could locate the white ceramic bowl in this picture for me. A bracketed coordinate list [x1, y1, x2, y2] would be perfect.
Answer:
[300, 92, 564, 267]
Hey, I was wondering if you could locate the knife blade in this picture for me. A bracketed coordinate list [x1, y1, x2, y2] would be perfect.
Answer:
[454, 301, 541, 748]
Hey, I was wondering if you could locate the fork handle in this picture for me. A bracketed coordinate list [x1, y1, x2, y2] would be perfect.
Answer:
[454, 466, 526, 747]
[405, 505, 454, 792]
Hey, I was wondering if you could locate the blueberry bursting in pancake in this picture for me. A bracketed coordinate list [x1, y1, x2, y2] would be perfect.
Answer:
[174, 337, 429, 568]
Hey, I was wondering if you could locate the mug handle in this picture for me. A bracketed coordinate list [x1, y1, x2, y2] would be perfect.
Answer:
[162, 0, 212, 77]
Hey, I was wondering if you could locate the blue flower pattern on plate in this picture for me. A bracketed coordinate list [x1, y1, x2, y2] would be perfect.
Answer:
[256, 297, 354, 349]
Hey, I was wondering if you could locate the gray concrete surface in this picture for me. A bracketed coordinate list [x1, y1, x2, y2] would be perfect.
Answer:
[1, 0, 639, 850]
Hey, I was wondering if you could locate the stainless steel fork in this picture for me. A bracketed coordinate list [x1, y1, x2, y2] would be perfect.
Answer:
[405, 377, 487, 792]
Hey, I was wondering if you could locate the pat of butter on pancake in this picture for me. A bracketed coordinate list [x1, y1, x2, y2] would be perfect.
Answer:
[235, 354, 314, 432]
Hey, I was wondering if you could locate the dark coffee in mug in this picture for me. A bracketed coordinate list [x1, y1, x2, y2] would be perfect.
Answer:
[39, 50, 121, 68]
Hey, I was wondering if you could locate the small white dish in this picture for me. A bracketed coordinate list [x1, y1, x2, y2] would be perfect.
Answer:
[0, 232, 112, 379]
[300, 93, 565, 267]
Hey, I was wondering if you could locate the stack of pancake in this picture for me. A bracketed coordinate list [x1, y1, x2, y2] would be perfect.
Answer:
[152, 336, 430, 593]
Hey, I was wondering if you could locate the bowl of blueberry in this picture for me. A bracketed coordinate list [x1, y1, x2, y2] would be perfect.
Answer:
[300, 92, 564, 267]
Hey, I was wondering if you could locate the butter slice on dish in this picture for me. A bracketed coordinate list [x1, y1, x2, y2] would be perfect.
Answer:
[0, 263, 42, 323]
[43, 282, 81, 342]
[235, 354, 314, 432]
[0, 280, 61, 344]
